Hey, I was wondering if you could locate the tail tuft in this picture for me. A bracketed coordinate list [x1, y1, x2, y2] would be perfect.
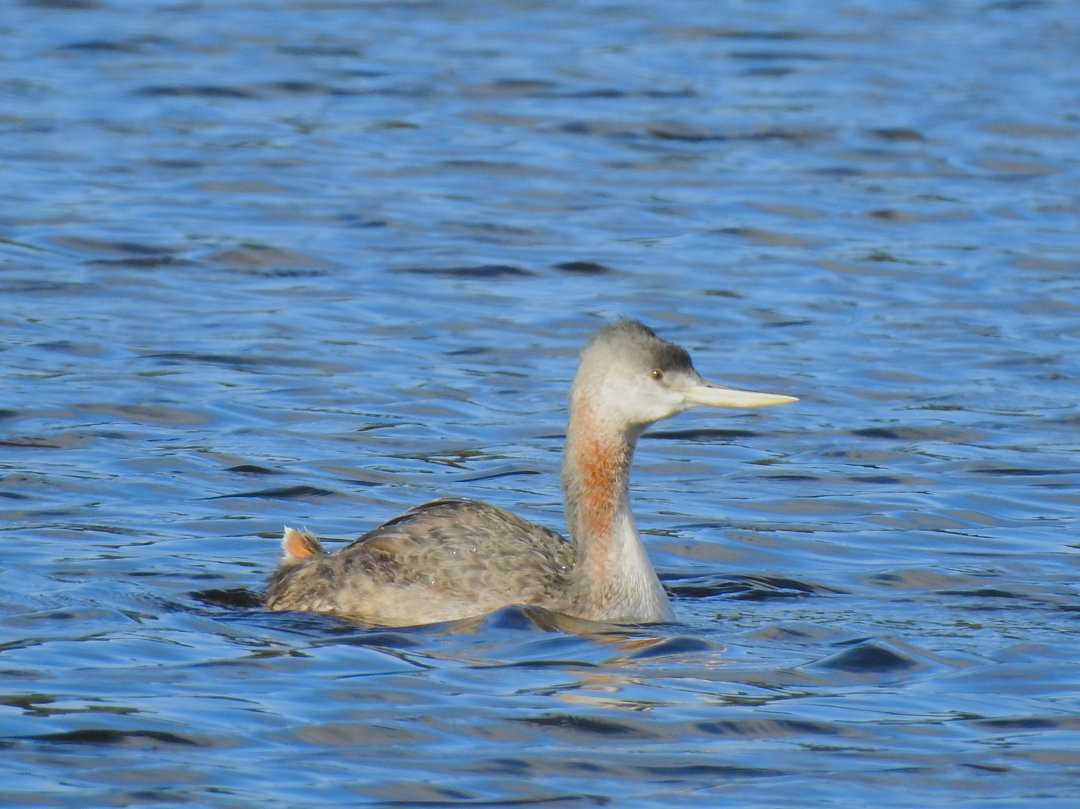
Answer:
[281, 526, 325, 561]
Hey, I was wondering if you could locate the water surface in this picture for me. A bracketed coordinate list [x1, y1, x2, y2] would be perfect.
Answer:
[2, 0, 1079, 806]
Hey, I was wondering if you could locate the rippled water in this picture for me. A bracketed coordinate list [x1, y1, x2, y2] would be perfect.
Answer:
[3, 0, 1079, 806]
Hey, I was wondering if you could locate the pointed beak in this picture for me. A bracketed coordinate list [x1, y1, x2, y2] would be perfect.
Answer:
[678, 381, 798, 408]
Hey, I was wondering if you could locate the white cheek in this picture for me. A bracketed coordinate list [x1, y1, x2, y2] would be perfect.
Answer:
[646, 387, 686, 421]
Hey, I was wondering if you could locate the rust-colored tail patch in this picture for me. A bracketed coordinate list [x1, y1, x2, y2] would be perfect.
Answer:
[281, 526, 325, 560]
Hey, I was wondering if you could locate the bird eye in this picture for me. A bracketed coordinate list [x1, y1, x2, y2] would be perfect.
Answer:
[648, 369, 664, 382]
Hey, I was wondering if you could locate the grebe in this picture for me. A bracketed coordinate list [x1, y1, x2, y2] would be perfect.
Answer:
[264, 319, 795, 626]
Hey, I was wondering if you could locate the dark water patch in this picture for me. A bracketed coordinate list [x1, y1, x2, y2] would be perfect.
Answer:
[811, 166, 865, 179]
[744, 622, 841, 644]
[761, 472, 820, 482]
[672, 26, 813, 41]
[475, 658, 601, 673]
[331, 631, 429, 652]
[80, 403, 211, 427]
[811, 639, 926, 676]
[869, 127, 928, 142]
[143, 350, 348, 374]
[726, 576, 842, 601]
[369, 791, 585, 808]
[87, 255, 193, 269]
[739, 126, 830, 144]
[704, 288, 745, 299]
[668, 575, 840, 601]
[190, 588, 264, 609]
[462, 78, 558, 97]
[647, 120, 727, 142]
[552, 261, 614, 275]
[22, 0, 102, 8]
[849, 427, 902, 440]
[210, 485, 338, 501]
[694, 717, 838, 739]
[256, 608, 379, 639]
[966, 463, 1073, 477]
[446, 346, 493, 357]
[60, 36, 172, 54]
[398, 264, 534, 278]
[340, 214, 393, 228]
[866, 208, 930, 222]
[279, 44, 366, 59]
[852, 425, 986, 443]
[143, 351, 263, 370]
[440, 161, 540, 177]
[570, 87, 695, 100]
[389, 447, 502, 469]
[17, 606, 139, 624]
[728, 48, 831, 62]
[1, 693, 137, 718]
[224, 464, 279, 475]
[468, 605, 560, 634]
[621, 635, 717, 659]
[454, 465, 542, 483]
[258, 80, 345, 97]
[555, 119, 628, 137]
[969, 715, 1080, 732]
[0, 280, 95, 295]
[523, 713, 661, 740]
[48, 235, 177, 258]
[850, 474, 907, 484]
[0, 433, 90, 450]
[23, 729, 203, 748]
[36, 340, 112, 358]
[941, 588, 1023, 599]
[136, 84, 258, 99]
[740, 65, 795, 77]
[220, 267, 334, 280]
[640, 762, 779, 780]
[647, 427, 760, 441]
[146, 157, 205, 171]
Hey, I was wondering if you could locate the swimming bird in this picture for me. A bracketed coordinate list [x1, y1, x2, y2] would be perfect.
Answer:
[264, 319, 795, 626]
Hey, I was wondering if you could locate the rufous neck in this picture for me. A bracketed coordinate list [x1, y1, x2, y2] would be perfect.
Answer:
[561, 395, 672, 622]
[561, 397, 635, 552]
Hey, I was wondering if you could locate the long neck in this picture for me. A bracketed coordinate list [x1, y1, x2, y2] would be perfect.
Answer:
[561, 396, 673, 623]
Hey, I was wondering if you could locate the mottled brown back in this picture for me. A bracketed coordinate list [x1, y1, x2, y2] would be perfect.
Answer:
[265, 498, 577, 625]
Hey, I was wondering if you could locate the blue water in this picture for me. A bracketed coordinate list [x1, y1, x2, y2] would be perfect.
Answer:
[3, 0, 1079, 806]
